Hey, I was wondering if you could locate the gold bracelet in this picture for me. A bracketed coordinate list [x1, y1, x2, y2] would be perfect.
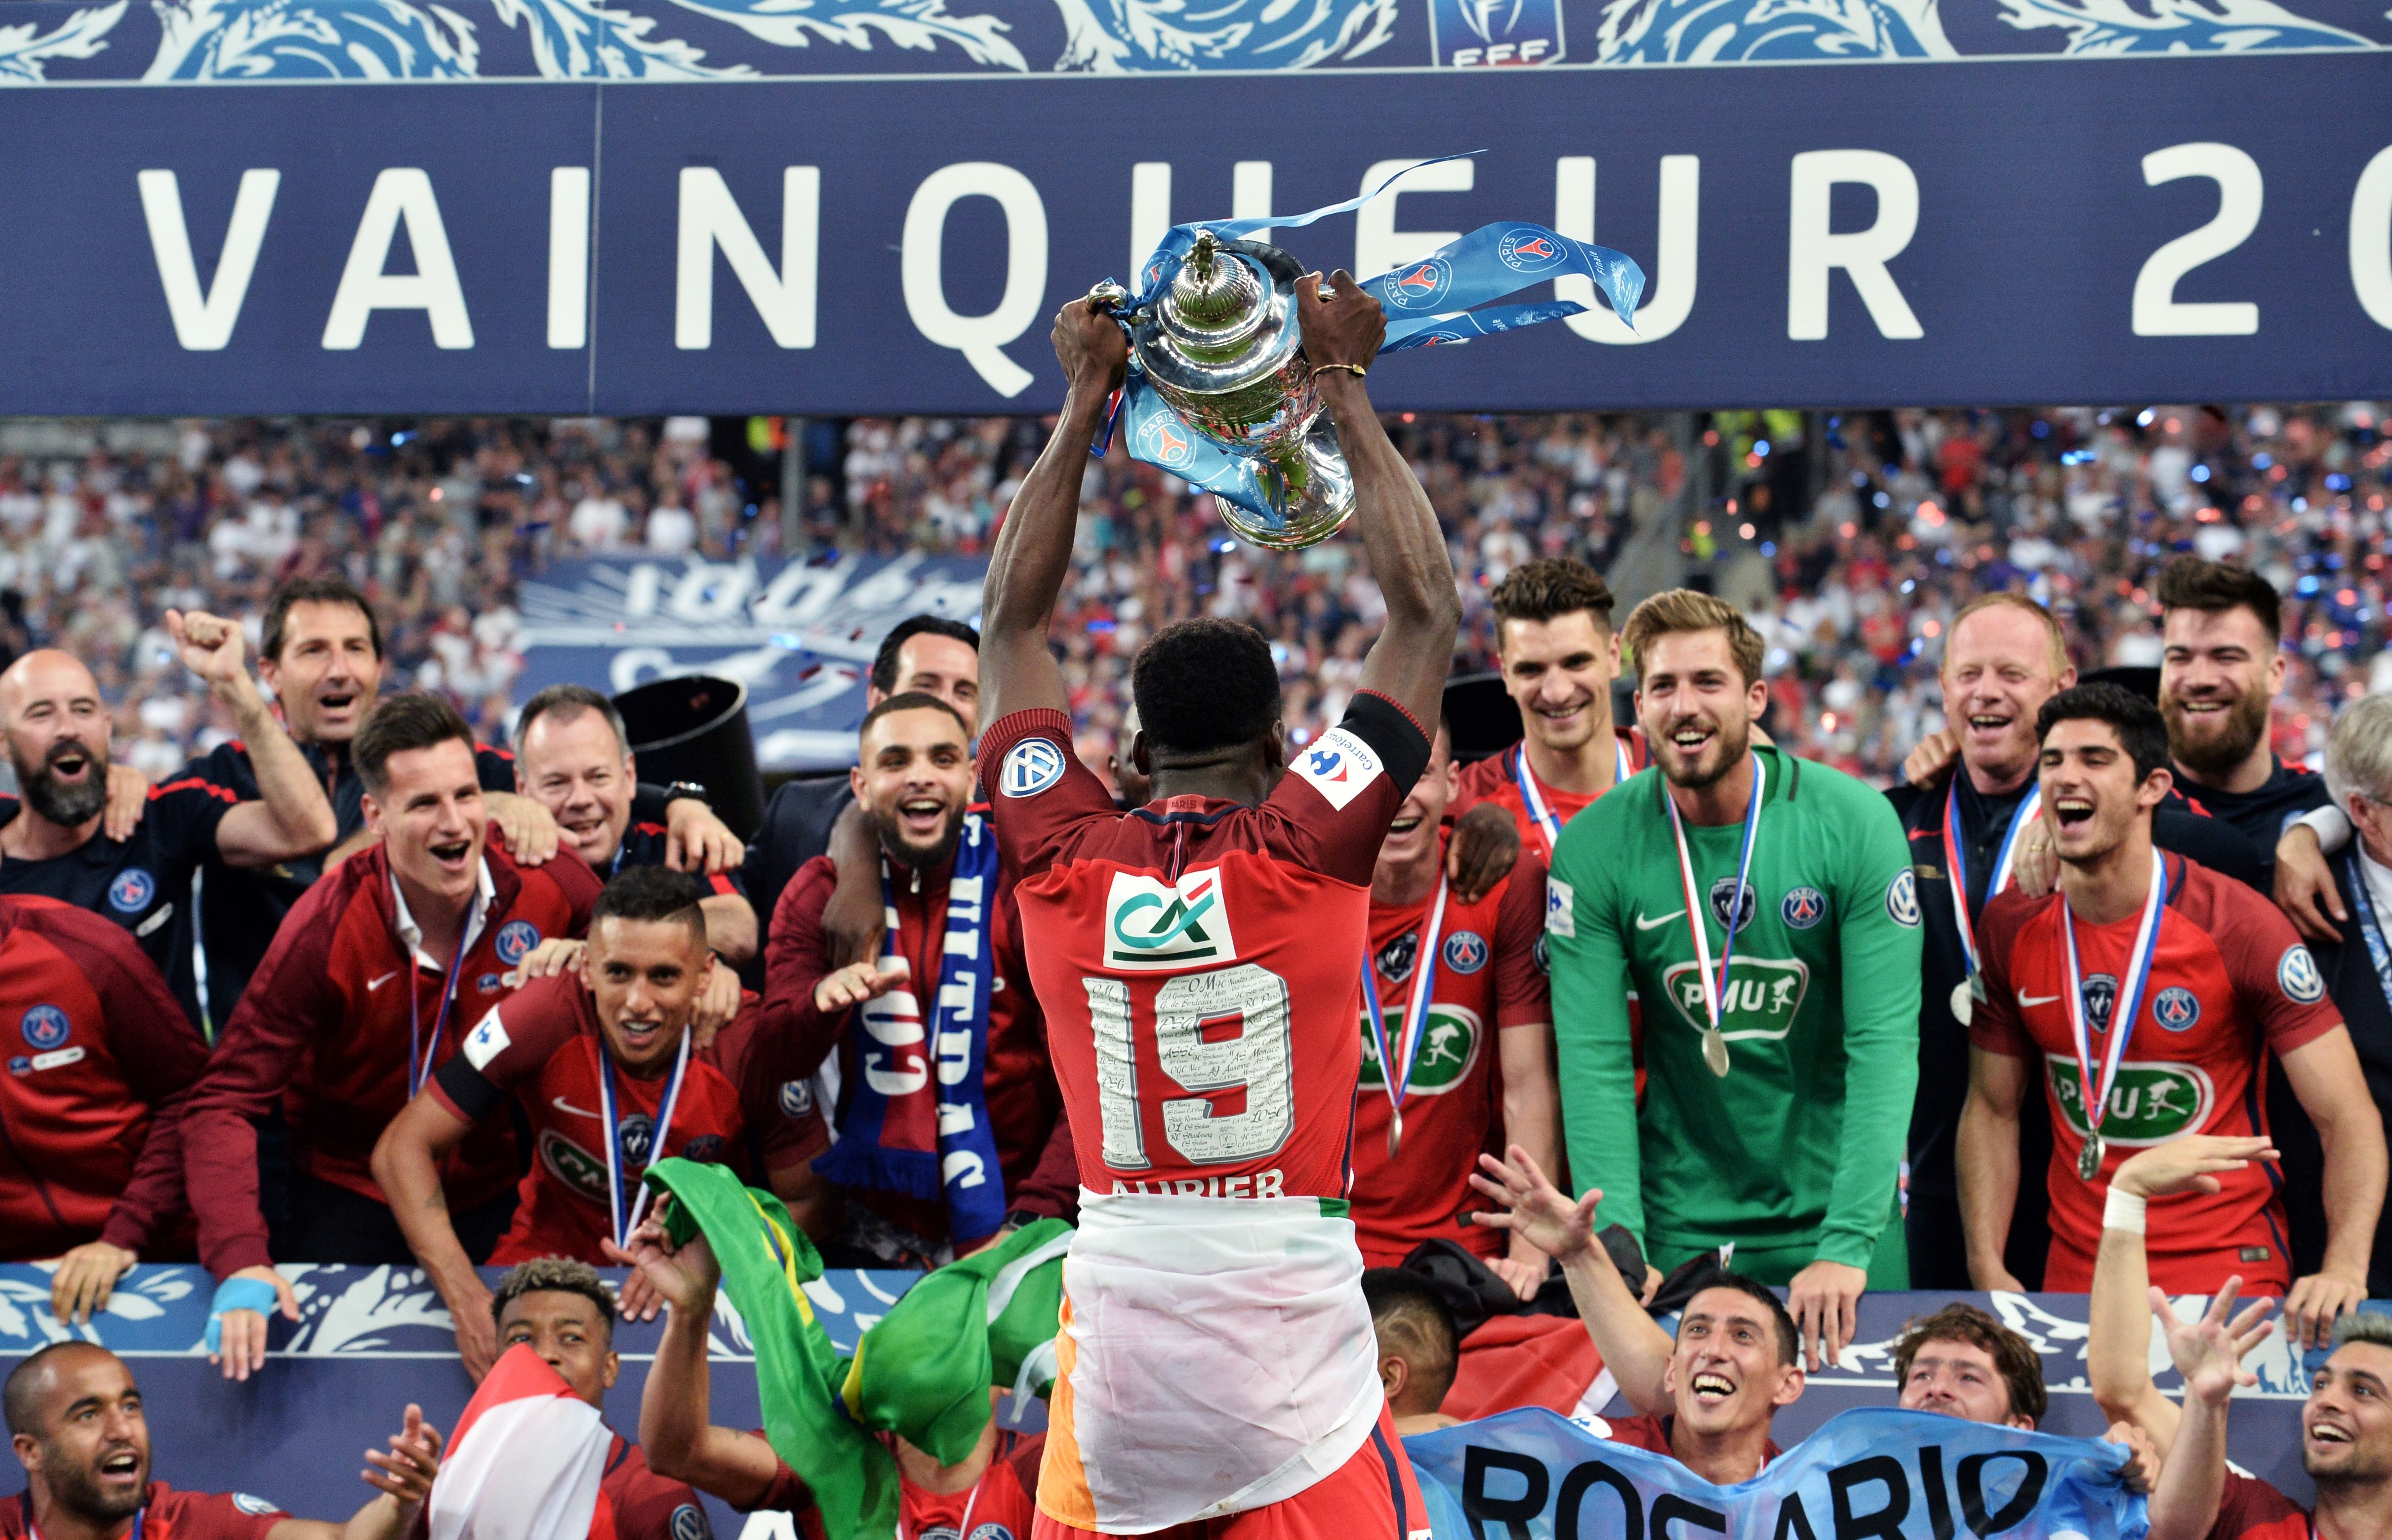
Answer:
[1311, 362, 1367, 382]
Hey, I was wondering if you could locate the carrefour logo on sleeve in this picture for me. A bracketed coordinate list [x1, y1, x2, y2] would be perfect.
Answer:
[494, 920, 541, 967]
[107, 868, 156, 914]
[2279, 944, 2325, 1004]
[1001, 738, 1066, 798]
[20, 1005, 70, 1052]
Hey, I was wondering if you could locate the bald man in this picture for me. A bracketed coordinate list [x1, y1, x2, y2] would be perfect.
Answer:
[2, 1341, 441, 1540]
[0, 617, 335, 1029]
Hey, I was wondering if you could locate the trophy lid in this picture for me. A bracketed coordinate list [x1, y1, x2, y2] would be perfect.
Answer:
[1158, 231, 1271, 357]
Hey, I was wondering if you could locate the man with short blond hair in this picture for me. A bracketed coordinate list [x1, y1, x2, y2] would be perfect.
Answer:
[1548, 587, 1920, 1371]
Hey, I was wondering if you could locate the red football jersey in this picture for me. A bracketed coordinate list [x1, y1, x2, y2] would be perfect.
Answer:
[179, 842, 603, 1276]
[982, 694, 1429, 1200]
[2202, 1473, 2311, 1540]
[743, 1428, 1043, 1540]
[1349, 838, 1551, 1266]
[589, 1435, 710, 1540]
[0, 1483, 286, 1539]
[1970, 854, 2342, 1293]
[431, 973, 820, 1265]
[0, 895, 206, 1259]
[1451, 731, 1646, 866]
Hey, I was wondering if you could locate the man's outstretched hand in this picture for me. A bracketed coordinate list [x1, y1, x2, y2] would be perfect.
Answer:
[1296, 270, 1386, 375]
[1468, 1145, 1598, 1265]
[1055, 297, 1128, 404]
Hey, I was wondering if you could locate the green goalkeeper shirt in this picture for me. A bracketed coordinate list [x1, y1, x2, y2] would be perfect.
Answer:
[1546, 745, 1922, 1269]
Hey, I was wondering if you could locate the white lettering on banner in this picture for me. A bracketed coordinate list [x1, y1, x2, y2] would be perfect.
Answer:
[1786, 149, 1922, 341]
[137, 167, 279, 351]
[321, 168, 474, 350]
[547, 166, 590, 350]
[1451, 40, 1550, 63]
[1356, 156, 1474, 280]
[1555, 155, 1699, 344]
[1234, 161, 1275, 248]
[2134, 142, 2263, 336]
[2355, 146, 2392, 331]
[902, 162, 1047, 399]
[675, 166, 819, 350]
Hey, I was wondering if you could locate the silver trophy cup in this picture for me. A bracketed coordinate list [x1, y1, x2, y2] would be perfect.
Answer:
[1091, 230, 1357, 551]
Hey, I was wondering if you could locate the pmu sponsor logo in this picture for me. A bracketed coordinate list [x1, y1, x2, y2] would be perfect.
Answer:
[538, 1129, 612, 1203]
[1429, 0, 1564, 66]
[1383, 257, 1455, 310]
[2046, 1054, 2215, 1143]
[1103, 867, 1238, 970]
[1358, 1004, 1483, 1092]
[1661, 956, 1811, 1041]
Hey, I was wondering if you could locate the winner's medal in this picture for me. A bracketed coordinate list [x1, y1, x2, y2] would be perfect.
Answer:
[1360, 871, 1451, 1159]
[1517, 737, 1636, 863]
[1665, 755, 1767, 1080]
[2061, 848, 2168, 1184]
[599, 1027, 691, 1248]
[1943, 779, 2041, 1028]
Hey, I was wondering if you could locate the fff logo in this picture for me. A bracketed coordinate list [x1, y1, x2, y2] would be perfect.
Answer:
[1430, 0, 1565, 66]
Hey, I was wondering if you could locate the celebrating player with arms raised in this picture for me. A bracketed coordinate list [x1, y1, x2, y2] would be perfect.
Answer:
[979, 279, 1457, 1538]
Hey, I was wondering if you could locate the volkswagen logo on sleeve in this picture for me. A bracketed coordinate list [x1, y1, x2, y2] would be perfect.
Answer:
[2279, 944, 2326, 1004]
[1001, 738, 1066, 798]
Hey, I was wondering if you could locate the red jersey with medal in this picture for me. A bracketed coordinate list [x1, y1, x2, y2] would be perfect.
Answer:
[1969, 853, 2342, 1293]
[1351, 833, 1551, 1266]
[1452, 730, 1646, 864]
[429, 973, 819, 1265]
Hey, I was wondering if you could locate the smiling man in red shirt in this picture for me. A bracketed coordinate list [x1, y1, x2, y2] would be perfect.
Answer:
[177, 692, 602, 1380]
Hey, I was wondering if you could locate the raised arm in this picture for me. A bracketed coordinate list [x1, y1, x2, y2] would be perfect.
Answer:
[2143, 1283, 2277, 1540]
[609, 1220, 789, 1508]
[1304, 273, 1461, 731]
[979, 302, 1127, 726]
[168, 609, 338, 866]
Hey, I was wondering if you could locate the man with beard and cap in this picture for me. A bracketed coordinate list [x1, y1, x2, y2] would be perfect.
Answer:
[1957, 686, 2383, 1345]
[373, 866, 819, 1378]
[0, 1341, 442, 1540]
[764, 693, 1071, 1266]
[2088, 1137, 2392, 1540]
[1471, 1143, 1800, 1480]
[178, 577, 740, 1031]
[0, 620, 336, 1030]
[178, 692, 604, 1382]
[1546, 588, 1922, 1373]
[1887, 593, 2271, 1290]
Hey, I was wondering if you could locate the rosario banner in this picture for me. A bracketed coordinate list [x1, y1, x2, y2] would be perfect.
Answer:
[1405, 1407, 2147, 1540]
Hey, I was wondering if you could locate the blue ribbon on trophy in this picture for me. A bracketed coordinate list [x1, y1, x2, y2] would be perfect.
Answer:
[1087, 156, 1647, 550]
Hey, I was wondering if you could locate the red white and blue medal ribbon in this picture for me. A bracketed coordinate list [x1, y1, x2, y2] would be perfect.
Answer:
[2061, 848, 2168, 1182]
[598, 1027, 691, 1247]
[1359, 871, 1450, 1159]
[1665, 754, 1767, 1079]
[1942, 779, 2042, 1025]
[1516, 737, 1634, 860]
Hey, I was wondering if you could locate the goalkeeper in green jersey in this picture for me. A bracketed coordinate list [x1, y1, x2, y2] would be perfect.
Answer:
[1546, 589, 1921, 1371]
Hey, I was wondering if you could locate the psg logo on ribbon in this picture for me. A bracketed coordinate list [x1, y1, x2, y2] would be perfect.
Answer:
[1708, 878, 1756, 930]
[1442, 930, 1490, 974]
[1377, 930, 1420, 985]
[1384, 257, 1455, 310]
[1781, 886, 1827, 930]
[107, 868, 155, 914]
[1134, 411, 1197, 470]
[2153, 986, 2201, 1031]
[2081, 973, 2119, 1032]
[1001, 738, 1066, 798]
[20, 1005, 70, 1052]
[494, 920, 541, 967]
[1497, 228, 1569, 274]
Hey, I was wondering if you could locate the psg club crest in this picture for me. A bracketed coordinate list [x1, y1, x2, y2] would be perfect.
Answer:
[679, 1134, 726, 1164]
[1708, 878, 1756, 930]
[2153, 986, 2201, 1031]
[1442, 930, 1490, 974]
[107, 868, 155, 914]
[494, 920, 541, 967]
[20, 1005, 70, 1052]
[1377, 930, 1420, 985]
[2081, 973, 2119, 1032]
[1781, 886, 1827, 930]
[1427, 0, 1565, 66]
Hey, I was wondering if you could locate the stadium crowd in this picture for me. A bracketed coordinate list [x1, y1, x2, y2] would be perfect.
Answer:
[3, 355, 2392, 1540]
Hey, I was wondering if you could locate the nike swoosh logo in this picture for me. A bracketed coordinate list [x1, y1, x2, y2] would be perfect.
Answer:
[1635, 909, 1687, 931]
[366, 970, 402, 992]
[552, 1096, 602, 1120]
[2018, 993, 2064, 1007]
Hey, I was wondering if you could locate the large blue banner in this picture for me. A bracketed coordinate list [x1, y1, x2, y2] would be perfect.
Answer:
[1406, 1407, 2147, 1540]
[516, 553, 986, 771]
[1, 47, 2390, 414]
